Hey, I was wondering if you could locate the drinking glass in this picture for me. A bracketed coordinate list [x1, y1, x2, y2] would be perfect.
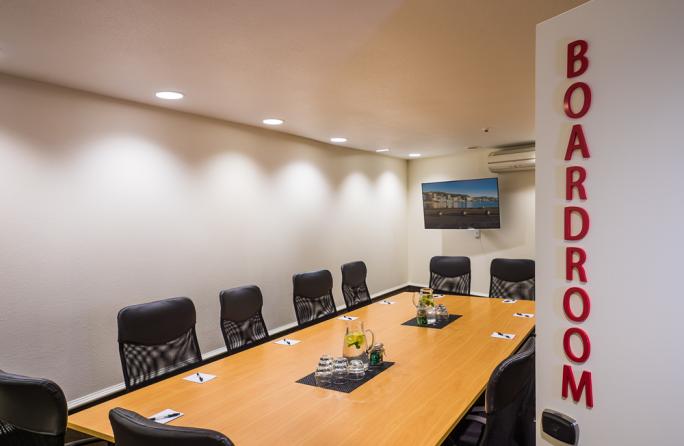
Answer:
[332, 357, 348, 385]
[348, 359, 365, 381]
[436, 304, 449, 323]
[426, 306, 436, 325]
[315, 364, 332, 386]
[315, 355, 333, 386]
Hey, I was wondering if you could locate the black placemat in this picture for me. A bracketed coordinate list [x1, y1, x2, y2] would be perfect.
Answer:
[401, 314, 462, 329]
[296, 362, 395, 393]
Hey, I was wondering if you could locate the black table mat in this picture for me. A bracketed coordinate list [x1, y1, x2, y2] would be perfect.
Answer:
[296, 362, 395, 393]
[401, 314, 462, 329]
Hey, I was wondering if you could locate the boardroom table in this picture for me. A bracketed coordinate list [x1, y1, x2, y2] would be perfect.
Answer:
[68, 292, 535, 445]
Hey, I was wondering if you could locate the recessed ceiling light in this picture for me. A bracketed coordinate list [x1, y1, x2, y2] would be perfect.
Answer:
[262, 118, 284, 126]
[155, 91, 184, 100]
[408, 153, 421, 158]
[376, 148, 390, 153]
[330, 137, 347, 143]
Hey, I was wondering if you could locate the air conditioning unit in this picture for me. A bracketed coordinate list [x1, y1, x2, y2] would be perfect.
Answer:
[487, 147, 536, 173]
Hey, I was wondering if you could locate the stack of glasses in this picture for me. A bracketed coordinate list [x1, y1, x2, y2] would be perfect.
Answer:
[315, 355, 366, 386]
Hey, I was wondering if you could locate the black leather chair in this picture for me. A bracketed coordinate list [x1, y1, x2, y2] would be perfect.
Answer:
[292, 269, 337, 326]
[109, 407, 233, 446]
[0, 369, 101, 446]
[429, 256, 471, 295]
[489, 259, 535, 301]
[446, 337, 536, 446]
[341, 261, 372, 309]
[117, 297, 202, 389]
[219, 285, 269, 353]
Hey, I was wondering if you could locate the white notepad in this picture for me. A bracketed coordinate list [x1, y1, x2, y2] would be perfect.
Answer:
[337, 315, 359, 321]
[378, 300, 397, 305]
[148, 409, 183, 424]
[491, 331, 516, 340]
[274, 338, 301, 346]
[513, 312, 534, 319]
[502, 299, 518, 304]
[433, 294, 445, 299]
[183, 372, 216, 384]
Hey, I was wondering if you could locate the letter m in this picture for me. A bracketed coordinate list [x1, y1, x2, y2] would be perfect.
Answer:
[562, 364, 594, 408]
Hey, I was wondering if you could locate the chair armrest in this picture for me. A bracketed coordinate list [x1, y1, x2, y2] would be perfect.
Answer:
[66, 437, 107, 446]
[464, 414, 487, 425]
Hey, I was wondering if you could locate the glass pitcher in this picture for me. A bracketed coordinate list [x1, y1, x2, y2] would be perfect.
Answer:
[412, 288, 435, 308]
[342, 320, 375, 370]
[413, 288, 436, 324]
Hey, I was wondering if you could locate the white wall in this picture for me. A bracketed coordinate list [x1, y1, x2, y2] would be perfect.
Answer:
[0, 74, 408, 401]
[536, 1, 684, 444]
[407, 150, 535, 294]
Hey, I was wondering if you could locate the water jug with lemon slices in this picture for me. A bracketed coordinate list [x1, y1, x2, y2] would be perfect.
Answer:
[342, 320, 375, 370]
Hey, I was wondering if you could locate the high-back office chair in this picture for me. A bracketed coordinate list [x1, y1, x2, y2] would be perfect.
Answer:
[219, 285, 269, 353]
[0, 370, 100, 446]
[117, 297, 202, 389]
[109, 407, 233, 446]
[429, 256, 471, 295]
[341, 261, 372, 309]
[489, 258, 535, 301]
[292, 269, 337, 326]
[448, 337, 536, 446]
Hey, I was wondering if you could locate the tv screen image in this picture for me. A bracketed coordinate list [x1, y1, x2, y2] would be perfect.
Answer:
[421, 177, 500, 229]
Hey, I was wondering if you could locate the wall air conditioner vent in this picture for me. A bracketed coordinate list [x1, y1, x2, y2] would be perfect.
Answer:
[487, 147, 536, 173]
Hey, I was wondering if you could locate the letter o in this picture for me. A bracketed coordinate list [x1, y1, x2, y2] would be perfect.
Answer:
[563, 327, 591, 363]
[564, 82, 592, 118]
[563, 287, 591, 322]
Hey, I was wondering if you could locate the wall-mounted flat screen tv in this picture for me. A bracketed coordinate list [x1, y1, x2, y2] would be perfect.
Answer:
[422, 177, 500, 229]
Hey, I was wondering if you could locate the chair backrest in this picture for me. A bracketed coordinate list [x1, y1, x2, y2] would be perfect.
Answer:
[109, 407, 234, 446]
[429, 256, 471, 295]
[480, 337, 535, 446]
[489, 258, 535, 301]
[219, 285, 269, 353]
[292, 269, 336, 326]
[117, 297, 202, 389]
[341, 261, 372, 309]
[0, 369, 67, 446]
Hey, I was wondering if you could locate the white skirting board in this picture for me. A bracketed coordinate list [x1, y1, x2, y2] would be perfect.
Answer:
[67, 282, 412, 410]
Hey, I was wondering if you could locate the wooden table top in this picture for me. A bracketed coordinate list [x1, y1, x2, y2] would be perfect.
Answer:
[68, 292, 535, 445]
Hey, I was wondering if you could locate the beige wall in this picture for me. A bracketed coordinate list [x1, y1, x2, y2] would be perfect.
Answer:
[407, 150, 535, 294]
[0, 74, 408, 401]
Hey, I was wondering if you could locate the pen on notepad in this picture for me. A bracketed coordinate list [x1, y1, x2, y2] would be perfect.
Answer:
[149, 412, 181, 421]
[496, 332, 511, 339]
[196, 373, 203, 382]
[283, 338, 292, 345]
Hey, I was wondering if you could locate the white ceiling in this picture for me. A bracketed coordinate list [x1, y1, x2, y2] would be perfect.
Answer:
[0, 0, 586, 158]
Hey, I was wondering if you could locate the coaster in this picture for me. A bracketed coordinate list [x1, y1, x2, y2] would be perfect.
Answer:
[296, 362, 395, 393]
[401, 314, 462, 329]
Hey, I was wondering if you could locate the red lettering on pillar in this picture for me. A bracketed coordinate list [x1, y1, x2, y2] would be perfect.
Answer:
[564, 206, 590, 241]
[563, 287, 591, 322]
[564, 82, 592, 119]
[567, 40, 589, 78]
[564, 125, 591, 160]
[566, 166, 588, 200]
[562, 364, 594, 408]
[566, 247, 588, 282]
[563, 327, 592, 363]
